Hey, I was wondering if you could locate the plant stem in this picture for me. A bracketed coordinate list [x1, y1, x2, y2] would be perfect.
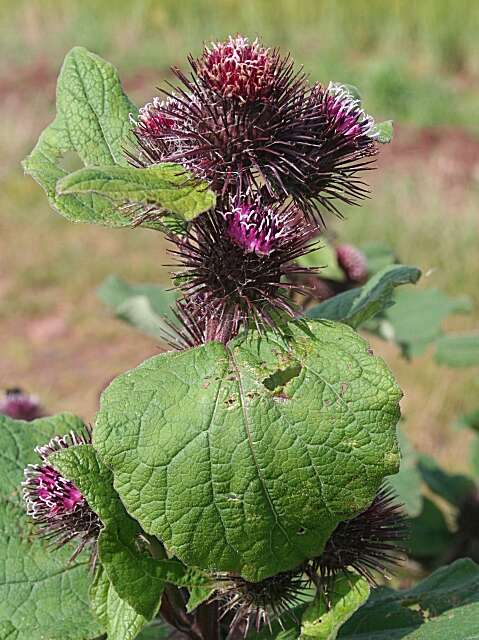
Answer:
[195, 600, 222, 640]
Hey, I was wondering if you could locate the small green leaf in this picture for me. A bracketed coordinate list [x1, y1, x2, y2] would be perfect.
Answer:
[301, 574, 370, 639]
[98, 525, 213, 619]
[370, 120, 394, 144]
[417, 454, 475, 507]
[387, 430, 422, 517]
[115, 296, 175, 341]
[307, 265, 421, 328]
[97, 275, 178, 340]
[435, 333, 479, 368]
[49, 443, 127, 525]
[186, 586, 216, 613]
[51, 444, 162, 619]
[57, 163, 215, 221]
[22, 47, 157, 228]
[90, 566, 148, 640]
[98, 275, 178, 317]
[338, 559, 479, 639]
[94, 319, 401, 581]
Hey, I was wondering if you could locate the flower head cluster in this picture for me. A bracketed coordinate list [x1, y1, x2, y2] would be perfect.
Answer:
[224, 197, 298, 256]
[131, 35, 381, 344]
[134, 35, 377, 220]
[23, 428, 101, 561]
[0, 388, 43, 421]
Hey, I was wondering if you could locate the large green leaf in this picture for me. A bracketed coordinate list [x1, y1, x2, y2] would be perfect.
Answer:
[338, 559, 479, 639]
[307, 265, 421, 328]
[51, 444, 212, 620]
[90, 566, 148, 640]
[0, 414, 102, 639]
[301, 574, 370, 639]
[58, 164, 215, 221]
[0, 503, 102, 640]
[21, 47, 158, 228]
[94, 320, 401, 581]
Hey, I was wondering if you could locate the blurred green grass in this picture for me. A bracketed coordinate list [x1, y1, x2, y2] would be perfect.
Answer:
[0, 0, 478, 469]
[1, 0, 479, 130]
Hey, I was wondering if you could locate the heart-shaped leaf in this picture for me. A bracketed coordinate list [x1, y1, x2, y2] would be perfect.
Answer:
[22, 47, 158, 229]
[94, 319, 401, 581]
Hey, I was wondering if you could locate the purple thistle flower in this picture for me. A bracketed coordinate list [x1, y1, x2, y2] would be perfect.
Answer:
[336, 243, 368, 283]
[309, 487, 407, 588]
[324, 83, 375, 140]
[168, 202, 316, 344]
[0, 388, 44, 421]
[23, 428, 101, 561]
[132, 36, 378, 225]
[224, 197, 297, 256]
[137, 96, 177, 139]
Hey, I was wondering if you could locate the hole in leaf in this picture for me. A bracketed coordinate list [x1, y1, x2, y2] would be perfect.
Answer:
[59, 151, 83, 173]
[262, 364, 301, 392]
[297, 527, 306, 535]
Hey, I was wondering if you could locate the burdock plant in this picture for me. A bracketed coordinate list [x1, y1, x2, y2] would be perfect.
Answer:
[5, 35, 423, 640]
